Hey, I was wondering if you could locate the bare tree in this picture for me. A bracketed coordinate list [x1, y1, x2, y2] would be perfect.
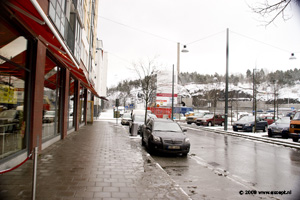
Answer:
[133, 58, 158, 124]
[251, 0, 299, 25]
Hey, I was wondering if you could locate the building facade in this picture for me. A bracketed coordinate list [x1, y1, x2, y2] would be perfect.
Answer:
[0, 0, 105, 169]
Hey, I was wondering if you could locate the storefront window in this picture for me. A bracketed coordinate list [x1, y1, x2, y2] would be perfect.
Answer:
[79, 85, 85, 124]
[0, 18, 28, 160]
[68, 76, 75, 129]
[42, 57, 61, 141]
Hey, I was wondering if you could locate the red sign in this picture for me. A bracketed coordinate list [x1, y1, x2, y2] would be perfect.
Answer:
[156, 93, 178, 97]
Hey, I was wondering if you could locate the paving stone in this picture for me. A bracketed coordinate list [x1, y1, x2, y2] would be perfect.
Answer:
[0, 121, 190, 200]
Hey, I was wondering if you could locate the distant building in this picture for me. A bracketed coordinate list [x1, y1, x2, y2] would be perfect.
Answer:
[94, 39, 108, 115]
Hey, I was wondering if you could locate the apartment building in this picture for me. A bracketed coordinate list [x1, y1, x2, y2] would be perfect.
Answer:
[0, 0, 106, 168]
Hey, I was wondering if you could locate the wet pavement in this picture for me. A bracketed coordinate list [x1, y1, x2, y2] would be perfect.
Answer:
[0, 120, 190, 200]
[152, 128, 300, 200]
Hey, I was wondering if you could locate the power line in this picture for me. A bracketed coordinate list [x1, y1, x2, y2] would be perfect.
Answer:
[186, 30, 225, 45]
[230, 30, 292, 53]
[99, 15, 177, 44]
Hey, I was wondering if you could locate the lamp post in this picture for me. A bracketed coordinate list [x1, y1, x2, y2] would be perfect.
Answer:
[175, 43, 189, 120]
[171, 64, 174, 120]
[224, 28, 229, 131]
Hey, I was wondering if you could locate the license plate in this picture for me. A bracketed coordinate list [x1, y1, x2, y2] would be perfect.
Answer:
[237, 126, 243, 129]
[168, 145, 180, 149]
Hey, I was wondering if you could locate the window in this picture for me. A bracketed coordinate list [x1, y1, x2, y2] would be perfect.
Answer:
[68, 76, 75, 129]
[42, 57, 62, 141]
[49, 0, 66, 36]
[0, 17, 29, 160]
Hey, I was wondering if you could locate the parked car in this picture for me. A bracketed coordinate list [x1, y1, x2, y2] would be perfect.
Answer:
[262, 115, 275, 125]
[232, 116, 268, 132]
[268, 117, 290, 138]
[142, 118, 190, 156]
[43, 110, 55, 123]
[129, 114, 145, 135]
[186, 112, 209, 124]
[0, 110, 22, 133]
[196, 114, 225, 126]
[289, 112, 300, 142]
[129, 113, 157, 135]
[121, 112, 132, 125]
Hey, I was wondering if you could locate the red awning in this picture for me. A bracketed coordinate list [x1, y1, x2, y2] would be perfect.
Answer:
[4, 0, 106, 100]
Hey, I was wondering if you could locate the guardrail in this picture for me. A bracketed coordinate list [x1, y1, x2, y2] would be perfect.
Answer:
[180, 123, 300, 150]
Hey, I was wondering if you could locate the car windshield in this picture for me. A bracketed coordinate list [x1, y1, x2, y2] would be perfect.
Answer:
[203, 114, 214, 118]
[123, 113, 131, 118]
[0, 110, 17, 118]
[153, 121, 182, 132]
[293, 112, 300, 120]
[276, 117, 290, 124]
[238, 116, 255, 122]
[134, 115, 145, 122]
[194, 113, 205, 117]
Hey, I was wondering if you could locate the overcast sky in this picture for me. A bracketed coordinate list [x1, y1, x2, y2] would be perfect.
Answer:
[97, 0, 300, 87]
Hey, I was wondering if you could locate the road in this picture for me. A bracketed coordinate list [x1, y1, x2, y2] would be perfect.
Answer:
[151, 125, 300, 200]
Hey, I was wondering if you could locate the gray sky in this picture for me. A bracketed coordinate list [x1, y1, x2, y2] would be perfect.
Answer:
[97, 0, 300, 87]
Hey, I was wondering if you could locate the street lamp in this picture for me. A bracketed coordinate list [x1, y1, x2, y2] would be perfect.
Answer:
[289, 53, 296, 60]
[181, 45, 189, 53]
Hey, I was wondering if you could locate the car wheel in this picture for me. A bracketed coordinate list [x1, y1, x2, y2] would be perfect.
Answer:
[221, 122, 224, 126]
[147, 139, 153, 153]
[282, 132, 289, 139]
[141, 135, 146, 146]
[187, 122, 191, 125]
[233, 128, 238, 132]
[268, 130, 273, 137]
[292, 138, 299, 142]
[182, 153, 188, 157]
[263, 126, 267, 132]
[207, 122, 212, 126]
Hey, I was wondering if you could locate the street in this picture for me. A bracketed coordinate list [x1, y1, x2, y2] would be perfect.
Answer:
[150, 125, 300, 200]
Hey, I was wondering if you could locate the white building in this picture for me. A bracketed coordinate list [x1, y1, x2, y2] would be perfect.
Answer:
[94, 39, 108, 114]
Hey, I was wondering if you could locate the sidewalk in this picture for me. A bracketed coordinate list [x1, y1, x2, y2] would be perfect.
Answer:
[0, 120, 190, 200]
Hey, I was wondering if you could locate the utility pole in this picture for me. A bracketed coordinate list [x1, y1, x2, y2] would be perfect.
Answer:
[253, 69, 257, 133]
[224, 28, 229, 131]
[171, 64, 174, 120]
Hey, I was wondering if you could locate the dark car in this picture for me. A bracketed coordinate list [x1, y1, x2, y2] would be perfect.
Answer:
[232, 116, 268, 132]
[268, 117, 290, 138]
[142, 118, 190, 156]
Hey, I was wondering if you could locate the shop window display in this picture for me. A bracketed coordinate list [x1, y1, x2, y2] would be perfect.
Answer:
[42, 57, 61, 141]
[0, 17, 28, 160]
[68, 76, 75, 129]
